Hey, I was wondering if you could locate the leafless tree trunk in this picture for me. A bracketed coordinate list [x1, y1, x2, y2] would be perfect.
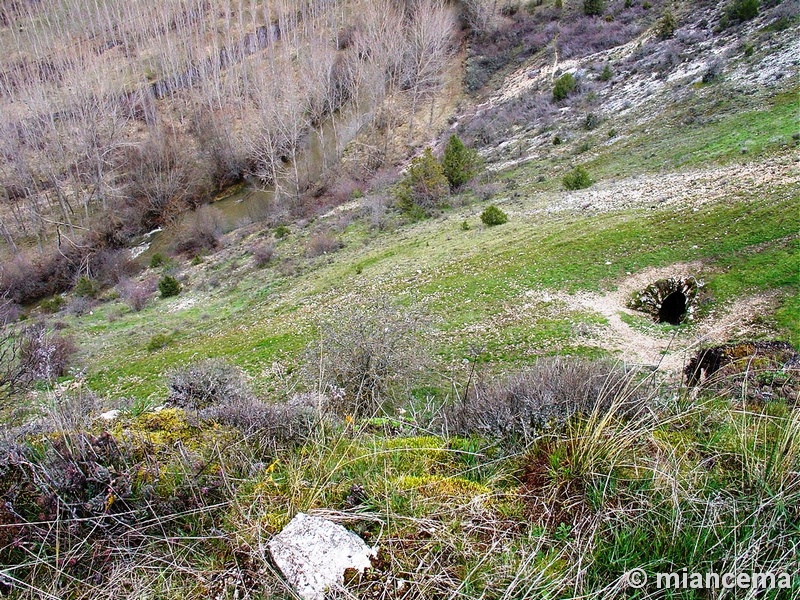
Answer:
[404, 0, 456, 145]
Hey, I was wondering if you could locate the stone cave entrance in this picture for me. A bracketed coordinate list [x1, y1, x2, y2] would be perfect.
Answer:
[628, 276, 701, 325]
[657, 291, 687, 325]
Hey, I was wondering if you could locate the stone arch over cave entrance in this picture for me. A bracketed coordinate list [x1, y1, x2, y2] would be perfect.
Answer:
[658, 291, 687, 325]
[628, 276, 701, 325]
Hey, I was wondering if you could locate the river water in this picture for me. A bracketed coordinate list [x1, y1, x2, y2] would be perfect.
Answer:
[134, 95, 374, 261]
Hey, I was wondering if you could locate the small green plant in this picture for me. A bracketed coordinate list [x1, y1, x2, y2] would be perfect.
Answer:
[274, 225, 290, 238]
[554, 522, 573, 542]
[743, 42, 754, 57]
[765, 16, 790, 32]
[584, 113, 600, 130]
[191, 255, 203, 266]
[583, 0, 603, 16]
[39, 295, 65, 314]
[657, 10, 677, 39]
[461, 220, 471, 231]
[642, 1, 651, 9]
[442, 134, 482, 189]
[552, 72, 577, 102]
[158, 275, 181, 298]
[563, 166, 593, 190]
[555, 0, 563, 9]
[553, 135, 563, 145]
[599, 64, 613, 81]
[146, 333, 173, 352]
[74, 276, 97, 298]
[480, 205, 508, 226]
[149, 252, 166, 268]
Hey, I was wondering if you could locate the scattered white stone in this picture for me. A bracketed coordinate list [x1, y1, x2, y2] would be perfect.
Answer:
[98, 409, 120, 421]
[268, 513, 376, 600]
[168, 297, 198, 312]
[129, 243, 150, 259]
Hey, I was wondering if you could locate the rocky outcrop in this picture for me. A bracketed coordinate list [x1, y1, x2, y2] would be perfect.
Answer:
[268, 513, 376, 600]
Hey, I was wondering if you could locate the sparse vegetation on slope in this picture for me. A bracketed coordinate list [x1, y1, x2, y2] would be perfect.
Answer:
[0, 0, 798, 598]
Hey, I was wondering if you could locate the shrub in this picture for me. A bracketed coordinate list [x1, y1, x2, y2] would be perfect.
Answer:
[150, 252, 166, 268]
[562, 165, 593, 190]
[200, 398, 318, 441]
[584, 112, 601, 130]
[480, 205, 509, 226]
[303, 300, 429, 417]
[0, 296, 20, 326]
[39, 295, 66, 314]
[442, 135, 481, 189]
[146, 333, 173, 352]
[395, 148, 450, 214]
[251, 242, 275, 267]
[328, 174, 363, 204]
[167, 358, 252, 411]
[16, 324, 76, 385]
[727, 0, 759, 23]
[599, 64, 613, 81]
[0, 395, 235, 591]
[172, 206, 223, 257]
[583, 0, 604, 16]
[119, 278, 155, 312]
[73, 276, 98, 298]
[702, 59, 722, 83]
[306, 232, 343, 258]
[470, 180, 500, 202]
[441, 358, 641, 442]
[64, 296, 96, 317]
[158, 275, 181, 298]
[274, 224, 290, 238]
[657, 10, 677, 39]
[90, 248, 137, 287]
[552, 72, 577, 101]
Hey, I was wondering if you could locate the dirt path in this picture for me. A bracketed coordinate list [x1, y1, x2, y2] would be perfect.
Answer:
[552, 264, 781, 379]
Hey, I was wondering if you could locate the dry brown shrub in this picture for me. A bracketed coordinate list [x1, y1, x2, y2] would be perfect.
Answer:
[306, 231, 344, 258]
[167, 358, 252, 411]
[303, 300, 430, 416]
[442, 357, 643, 442]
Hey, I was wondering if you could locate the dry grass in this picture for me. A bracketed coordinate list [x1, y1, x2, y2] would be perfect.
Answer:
[1, 363, 799, 598]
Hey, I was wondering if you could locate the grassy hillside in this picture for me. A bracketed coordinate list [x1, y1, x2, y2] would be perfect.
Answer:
[0, 0, 798, 598]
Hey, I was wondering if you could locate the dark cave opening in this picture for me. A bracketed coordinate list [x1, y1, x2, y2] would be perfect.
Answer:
[658, 291, 687, 325]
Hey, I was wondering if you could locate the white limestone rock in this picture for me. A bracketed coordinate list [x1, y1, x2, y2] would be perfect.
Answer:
[98, 409, 120, 421]
[268, 513, 376, 600]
